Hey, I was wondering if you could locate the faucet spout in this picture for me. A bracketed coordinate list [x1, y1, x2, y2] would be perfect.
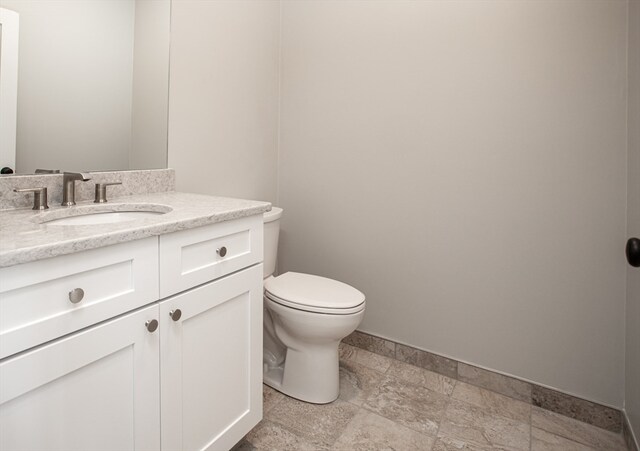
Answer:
[64, 171, 91, 182]
[62, 172, 92, 206]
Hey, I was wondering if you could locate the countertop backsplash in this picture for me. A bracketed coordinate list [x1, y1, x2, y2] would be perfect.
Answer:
[0, 169, 176, 211]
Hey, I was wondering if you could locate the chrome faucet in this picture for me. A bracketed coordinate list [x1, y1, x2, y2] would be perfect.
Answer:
[62, 172, 91, 206]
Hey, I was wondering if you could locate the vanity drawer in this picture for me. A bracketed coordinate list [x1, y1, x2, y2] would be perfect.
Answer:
[159, 214, 263, 297]
[0, 237, 159, 359]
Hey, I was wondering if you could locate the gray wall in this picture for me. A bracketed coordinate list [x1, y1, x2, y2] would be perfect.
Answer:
[167, 0, 280, 204]
[626, 0, 640, 440]
[163, 0, 632, 409]
[277, 0, 628, 407]
[4, 0, 135, 173]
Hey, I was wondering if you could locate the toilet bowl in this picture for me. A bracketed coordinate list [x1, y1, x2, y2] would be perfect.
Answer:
[262, 207, 365, 404]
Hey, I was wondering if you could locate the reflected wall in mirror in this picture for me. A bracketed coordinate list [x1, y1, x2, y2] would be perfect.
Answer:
[0, 0, 170, 174]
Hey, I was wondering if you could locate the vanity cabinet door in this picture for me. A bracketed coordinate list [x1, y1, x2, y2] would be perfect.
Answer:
[0, 305, 161, 451]
[159, 264, 263, 451]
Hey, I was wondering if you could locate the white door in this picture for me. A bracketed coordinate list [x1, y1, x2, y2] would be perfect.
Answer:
[627, 0, 640, 439]
[0, 7, 19, 172]
[0, 305, 161, 451]
[160, 264, 263, 451]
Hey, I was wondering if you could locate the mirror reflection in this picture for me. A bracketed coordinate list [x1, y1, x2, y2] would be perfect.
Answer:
[0, 0, 170, 175]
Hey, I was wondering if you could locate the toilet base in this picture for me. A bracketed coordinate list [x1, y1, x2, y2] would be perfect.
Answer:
[263, 343, 341, 404]
[263, 367, 284, 392]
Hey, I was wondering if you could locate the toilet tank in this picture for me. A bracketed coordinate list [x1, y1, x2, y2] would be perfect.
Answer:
[263, 207, 283, 278]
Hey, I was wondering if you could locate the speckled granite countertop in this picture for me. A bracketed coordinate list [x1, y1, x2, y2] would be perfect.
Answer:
[0, 191, 270, 267]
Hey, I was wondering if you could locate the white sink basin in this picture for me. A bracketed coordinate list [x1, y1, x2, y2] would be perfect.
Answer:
[36, 204, 173, 226]
[45, 211, 165, 225]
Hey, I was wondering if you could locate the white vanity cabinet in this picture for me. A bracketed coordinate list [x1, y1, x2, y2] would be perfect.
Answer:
[0, 213, 264, 451]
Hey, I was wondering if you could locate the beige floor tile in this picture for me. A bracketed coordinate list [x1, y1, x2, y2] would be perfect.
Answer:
[431, 434, 504, 450]
[437, 398, 530, 451]
[362, 375, 449, 436]
[266, 395, 359, 448]
[343, 331, 396, 358]
[457, 363, 532, 402]
[532, 406, 627, 451]
[339, 359, 387, 406]
[395, 343, 458, 379]
[339, 342, 393, 373]
[451, 381, 531, 423]
[332, 409, 435, 450]
[386, 360, 456, 396]
[532, 385, 621, 432]
[353, 348, 395, 372]
[263, 384, 285, 413]
[338, 342, 358, 361]
[244, 420, 325, 451]
[531, 427, 596, 451]
[230, 439, 255, 450]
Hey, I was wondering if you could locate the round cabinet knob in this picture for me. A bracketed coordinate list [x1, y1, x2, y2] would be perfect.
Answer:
[145, 319, 159, 333]
[216, 246, 227, 257]
[68, 288, 85, 304]
[169, 309, 182, 321]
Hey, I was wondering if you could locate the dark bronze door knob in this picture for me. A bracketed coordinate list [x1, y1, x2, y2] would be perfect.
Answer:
[627, 238, 640, 268]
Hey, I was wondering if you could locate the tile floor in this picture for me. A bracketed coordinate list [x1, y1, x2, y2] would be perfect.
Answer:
[235, 343, 629, 450]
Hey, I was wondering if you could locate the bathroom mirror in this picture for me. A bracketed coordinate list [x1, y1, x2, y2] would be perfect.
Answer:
[0, 0, 170, 175]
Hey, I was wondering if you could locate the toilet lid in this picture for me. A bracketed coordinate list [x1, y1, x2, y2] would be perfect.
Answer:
[264, 272, 365, 314]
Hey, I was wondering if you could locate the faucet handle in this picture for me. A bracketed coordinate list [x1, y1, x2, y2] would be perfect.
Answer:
[94, 182, 122, 203]
[14, 187, 49, 210]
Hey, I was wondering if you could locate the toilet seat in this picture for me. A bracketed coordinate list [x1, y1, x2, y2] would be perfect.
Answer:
[264, 272, 365, 315]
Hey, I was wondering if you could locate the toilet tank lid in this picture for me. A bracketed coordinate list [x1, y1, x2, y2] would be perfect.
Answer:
[264, 272, 365, 310]
[264, 206, 283, 223]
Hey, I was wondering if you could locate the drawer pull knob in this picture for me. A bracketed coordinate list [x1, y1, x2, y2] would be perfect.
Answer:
[146, 319, 159, 333]
[68, 288, 85, 304]
[217, 246, 227, 257]
[169, 309, 182, 321]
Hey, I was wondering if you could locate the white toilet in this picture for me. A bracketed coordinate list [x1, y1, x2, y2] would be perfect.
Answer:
[262, 207, 366, 404]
